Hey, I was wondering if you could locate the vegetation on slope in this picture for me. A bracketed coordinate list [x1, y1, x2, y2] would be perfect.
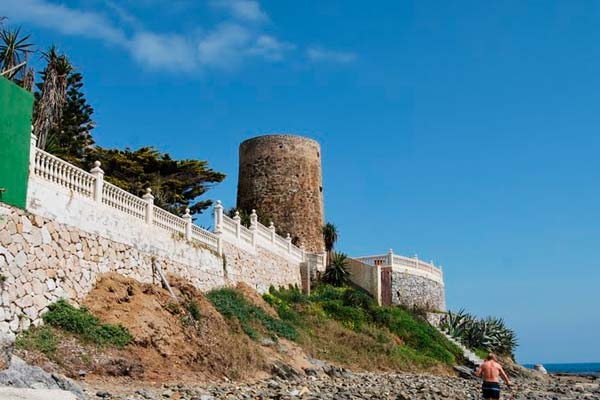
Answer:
[16, 299, 132, 356]
[209, 283, 464, 371]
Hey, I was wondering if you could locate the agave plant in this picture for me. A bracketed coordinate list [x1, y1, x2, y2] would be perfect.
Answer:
[440, 309, 473, 338]
[442, 310, 518, 357]
[323, 252, 350, 286]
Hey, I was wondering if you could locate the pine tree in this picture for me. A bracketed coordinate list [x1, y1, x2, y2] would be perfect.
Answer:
[36, 68, 95, 164]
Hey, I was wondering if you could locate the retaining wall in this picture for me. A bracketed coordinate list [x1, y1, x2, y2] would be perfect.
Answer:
[391, 271, 446, 311]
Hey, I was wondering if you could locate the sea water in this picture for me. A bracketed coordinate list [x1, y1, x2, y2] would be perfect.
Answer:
[523, 362, 600, 376]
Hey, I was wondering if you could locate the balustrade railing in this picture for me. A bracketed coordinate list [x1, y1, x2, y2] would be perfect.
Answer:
[213, 205, 305, 262]
[153, 206, 187, 235]
[33, 149, 95, 198]
[102, 182, 146, 221]
[355, 250, 444, 281]
[30, 146, 220, 251]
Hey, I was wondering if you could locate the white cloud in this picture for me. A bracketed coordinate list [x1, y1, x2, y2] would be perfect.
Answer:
[129, 32, 196, 71]
[210, 0, 268, 22]
[307, 47, 357, 64]
[2, 0, 126, 43]
[246, 35, 295, 61]
[197, 23, 252, 68]
[3, 0, 354, 73]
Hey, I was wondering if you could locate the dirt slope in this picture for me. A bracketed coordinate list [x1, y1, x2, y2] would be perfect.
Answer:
[81, 273, 270, 382]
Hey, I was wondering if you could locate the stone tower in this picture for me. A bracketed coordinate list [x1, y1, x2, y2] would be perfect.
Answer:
[237, 134, 325, 253]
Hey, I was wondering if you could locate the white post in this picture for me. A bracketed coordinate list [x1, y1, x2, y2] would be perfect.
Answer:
[387, 248, 394, 267]
[214, 200, 223, 233]
[233, 211, 241, 239]
[90, 161, 104, 203]
[29, 133, 38, 176]
[249, 209, 258, 247]
[374, 264, 382, 305]
[269, 221, 276, 243]
[183, 208, 192, 241]
[142, 188, 154, 224]
[286, 233, 292, 253]
[301, 244, 306, 262]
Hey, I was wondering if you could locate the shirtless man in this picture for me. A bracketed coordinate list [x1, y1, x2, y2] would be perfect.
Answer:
[475, 353, 511, 400]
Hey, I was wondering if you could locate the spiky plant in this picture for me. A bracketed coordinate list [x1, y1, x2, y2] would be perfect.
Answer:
[0, 26, 34, 83]
[323, 252, 350, 286]
[33, 46, 73, 149]
[442, 310, 518, 358]
[440, 309, 473, 338]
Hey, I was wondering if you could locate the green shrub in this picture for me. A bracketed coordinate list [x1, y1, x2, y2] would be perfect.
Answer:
[16, 326, 58, 356]
[43, 299, 132, 348]
[184, 300, 201, 321]
[208, 288, 297, 341]
[268, 285, 308, 304]
[321, 300, 367, 331]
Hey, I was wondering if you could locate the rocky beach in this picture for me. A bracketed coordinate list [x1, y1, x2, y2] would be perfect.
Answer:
[84, 371, 600, 400]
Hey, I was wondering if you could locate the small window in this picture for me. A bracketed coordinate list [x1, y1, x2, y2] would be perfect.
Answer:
[279, 144, 284, 149]
[319, 186, 323, 193]
[317, 151, 320, 157]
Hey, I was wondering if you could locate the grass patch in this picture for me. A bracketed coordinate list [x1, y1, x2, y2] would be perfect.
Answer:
[43, 299, 132, 348]
[207, 288, 297, 341]
[264, 284, 463, 369]
[16, 325, 58, 356]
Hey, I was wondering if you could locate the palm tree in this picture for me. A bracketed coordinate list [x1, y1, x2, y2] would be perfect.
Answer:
[322, 222, 338, 266]
[323, 252, 350, 286]
[0, 26, 34, 83]
[33, 46, 73, 149]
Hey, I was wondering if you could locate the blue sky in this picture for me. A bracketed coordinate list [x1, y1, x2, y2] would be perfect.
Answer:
[4, 0, 600, 364]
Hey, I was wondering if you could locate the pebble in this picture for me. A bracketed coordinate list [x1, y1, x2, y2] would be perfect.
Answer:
[86, 371, 600, 400]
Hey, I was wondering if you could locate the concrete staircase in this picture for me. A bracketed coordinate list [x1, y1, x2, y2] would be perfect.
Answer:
[437, 328, 484, 367]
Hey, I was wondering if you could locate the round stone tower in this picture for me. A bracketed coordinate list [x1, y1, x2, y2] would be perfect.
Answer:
[237, 134, 325, 253]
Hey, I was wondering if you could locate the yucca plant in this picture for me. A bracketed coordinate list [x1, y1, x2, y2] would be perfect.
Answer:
[0, 26, 34, 83]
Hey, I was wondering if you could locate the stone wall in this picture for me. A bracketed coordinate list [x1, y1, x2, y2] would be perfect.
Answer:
[237, 134, 325, 253]
[391, 271, 446, 311]
[0, 202, 302, 335]
[222, 241, 302, 293]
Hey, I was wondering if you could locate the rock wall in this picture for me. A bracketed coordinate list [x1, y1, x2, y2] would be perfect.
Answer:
[391, 271, 446, 311]
[222, 241, 302, 293]
[0, 203, 302, 335]
[237, 134, 325, 253]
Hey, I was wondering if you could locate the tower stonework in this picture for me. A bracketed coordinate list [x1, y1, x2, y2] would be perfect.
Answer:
[237, 134, 325, 253]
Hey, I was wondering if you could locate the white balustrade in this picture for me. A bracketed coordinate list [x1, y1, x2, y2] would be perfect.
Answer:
[33, 149, 95, 198]
[102, 182, 146, 221]
[153, 206, 187, 235]
[191, 224, 219, 248]
[356, 251, 444, 282]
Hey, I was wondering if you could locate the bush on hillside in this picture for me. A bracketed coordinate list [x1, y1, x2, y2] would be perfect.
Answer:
[43, 299, 132, 348]
[266, 284, 464, 366]
[207, 288, 297, 341]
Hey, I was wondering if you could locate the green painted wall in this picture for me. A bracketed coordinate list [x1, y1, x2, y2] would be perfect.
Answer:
[0, 76, 34, 209]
